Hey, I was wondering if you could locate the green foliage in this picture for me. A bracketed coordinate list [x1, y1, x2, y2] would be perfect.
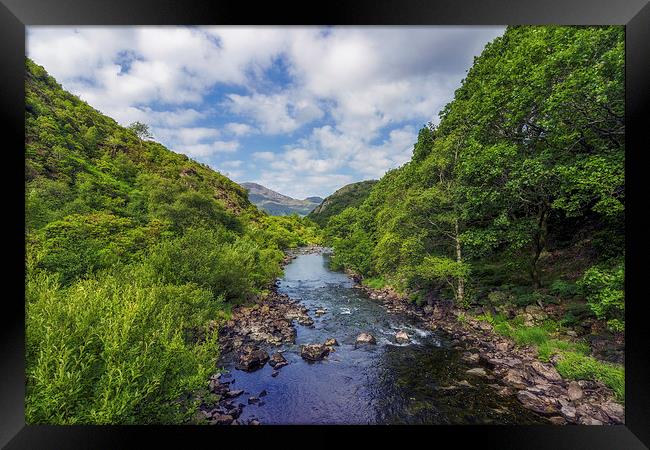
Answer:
[362, 276, 388, 290]
[24, 59, 323, 424]
[308, 180, 377, 227]
[555, 351, 625, 401]
[26, 267, 220, 424]
[577, 262, 625, 331]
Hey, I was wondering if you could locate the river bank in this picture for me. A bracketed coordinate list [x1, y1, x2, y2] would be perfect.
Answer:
[354, 283, 624, 425]
[196, 247, 621, 425]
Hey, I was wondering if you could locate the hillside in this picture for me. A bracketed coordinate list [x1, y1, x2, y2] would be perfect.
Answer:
[324, 26, 624, 399]
[24, 58, 320, 424]
[307, 180, 377, 226]
[241, 182, 322, 216]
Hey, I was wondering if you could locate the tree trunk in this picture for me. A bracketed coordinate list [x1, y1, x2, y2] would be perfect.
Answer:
[530, 206, 548, 289]
[454, 218, 465, 305]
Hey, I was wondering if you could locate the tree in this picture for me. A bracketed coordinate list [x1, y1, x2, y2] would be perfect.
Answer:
[127, 121, 153, 141]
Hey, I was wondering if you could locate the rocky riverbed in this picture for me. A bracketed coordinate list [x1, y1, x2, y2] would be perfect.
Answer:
[196, 248, 621, 425]
[355, 284, 625, 425]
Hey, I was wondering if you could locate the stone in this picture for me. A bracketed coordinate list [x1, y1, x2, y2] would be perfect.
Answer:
[395, 330, 410, 344]
[566, 330, 578, 337]
[599, 402, 625, 423]
[301, 343, 330, 361]
[271, 370, 279, 377]
[495, 341, 510, 352]
[548, 416, 567, 425]
[516, 390, 559, 416]
[269, 352, 288, 369]
[503, 368, 529, 389]
[466, 367, 487, 377]
[497, 387, 512, 397]
[315, 308, 327, 316]
[567, 381, 583, 401]
[210, 414, 234, 425]
[462, 352, 480, 364]
[560, 405, 577, 420]
[324, 338, 339, 346]
[355, 332, 377, 345]
[236, 346, 270, 372]
[248, 396, 259, 404]
[477, 321, 493, 332]
[457, 380, 473, 388]
[259, 390, 267, 397]
[224, 389, 244, 399]
[531, 361, 562, 382]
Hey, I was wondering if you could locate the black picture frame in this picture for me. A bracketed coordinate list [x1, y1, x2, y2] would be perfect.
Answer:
[1, 0, 648, 448]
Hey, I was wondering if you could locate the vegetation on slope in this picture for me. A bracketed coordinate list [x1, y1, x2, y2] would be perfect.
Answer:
[307, 180, 377, 227]
[24, 58, 320, 424]
[324, 26, 624, 392]
[241, 182, 322, 216]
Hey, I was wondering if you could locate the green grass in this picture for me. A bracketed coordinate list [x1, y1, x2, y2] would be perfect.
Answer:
[556, 351, 625, 401]
[362, 276, 388, 290]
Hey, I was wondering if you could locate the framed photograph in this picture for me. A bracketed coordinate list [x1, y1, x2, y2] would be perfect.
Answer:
[2, 0, 648, 447]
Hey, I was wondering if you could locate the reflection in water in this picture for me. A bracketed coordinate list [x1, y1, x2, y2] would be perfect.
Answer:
[217, 253, 545, 424]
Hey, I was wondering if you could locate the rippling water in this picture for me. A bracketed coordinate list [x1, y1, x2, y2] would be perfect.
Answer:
[217, 252, 545, 424]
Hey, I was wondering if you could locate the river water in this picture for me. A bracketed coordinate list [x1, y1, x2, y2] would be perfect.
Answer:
[217, 251, 545, 424]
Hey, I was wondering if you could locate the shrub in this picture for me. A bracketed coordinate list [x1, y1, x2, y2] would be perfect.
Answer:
[25, 266, 220, 424]
[362, 277, 388, 290]
[577, 263, 625, 332]
[511, 327, 549, 346]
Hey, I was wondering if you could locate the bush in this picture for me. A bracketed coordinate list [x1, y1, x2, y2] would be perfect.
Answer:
[511, 327, 549, 346]
[26, 266, 220, 424]
[362, 277, 388, 290]
[577, 263, 625, 332]
[555, 351, 625, 401]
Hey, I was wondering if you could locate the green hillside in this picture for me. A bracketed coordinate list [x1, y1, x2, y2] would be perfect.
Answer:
[307, 180, 377, 227]
[324, 26, 624, 396]
[24, 58, 320, 424]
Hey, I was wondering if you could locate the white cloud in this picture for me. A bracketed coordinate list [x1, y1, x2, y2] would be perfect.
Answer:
[27, 25, 504, 198]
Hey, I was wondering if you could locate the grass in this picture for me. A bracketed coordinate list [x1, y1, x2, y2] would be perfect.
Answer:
[474, 311, 624, 401]
[556, 351, 625, 401]
[362, 276, 388, 290]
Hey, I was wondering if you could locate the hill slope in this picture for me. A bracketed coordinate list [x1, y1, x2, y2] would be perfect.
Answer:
[241, 182, 322, 216]
[24, 58, 320, 425]
[307, 180, 377, 226]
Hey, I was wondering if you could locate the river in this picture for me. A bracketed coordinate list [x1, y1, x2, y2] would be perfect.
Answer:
[217, 251, 545, 424]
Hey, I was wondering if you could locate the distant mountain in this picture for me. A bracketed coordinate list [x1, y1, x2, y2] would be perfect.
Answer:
[307, 180, 378, 226]
[241, 182, 323, 216]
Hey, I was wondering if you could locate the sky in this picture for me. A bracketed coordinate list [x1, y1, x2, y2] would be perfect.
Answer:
[27, 26, 504, 199]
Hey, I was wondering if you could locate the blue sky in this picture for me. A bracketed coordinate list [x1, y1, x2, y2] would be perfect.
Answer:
[27, 26, 504, 198]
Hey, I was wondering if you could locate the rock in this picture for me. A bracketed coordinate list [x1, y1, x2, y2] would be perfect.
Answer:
[462, 352, 480, 363]
[477, 321, 493, 332]
[210, 414, 234, 425]
[315, 309, 327, 316]
[269, 352, 288, 369]
[355, 332, 377, 345]
[259, 390, 267, 397]
[548, 416, 567, 425]
[495, 341, 510, 352]
[566, 330, 578, 337]
[497, 387, 512, 397]
[423, 305, 434, 315]
[236, 347, 270, 372]
[599, 401, 624, 423]
[457, 380, 473, 388]
[466, 367, 487, 377]
[395, 330, 410, 343]
[301, 343, 330, 361]
[224, 389, 244, 399]
[503, 368, 529, 389]
[248, 396, 259, 404]
[567, 381, 583, 401]
[560, 405, 577, 420]
[516, 390, 559, 416]
[249, 419, 261, 425]
[531, 361, 562, 382]
[324, 338, 339, 346]
[271, 370, 279, 377]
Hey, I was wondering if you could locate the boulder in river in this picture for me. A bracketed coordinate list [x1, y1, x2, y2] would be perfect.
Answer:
[356, 332, 377, 345]
[301, 343, 331, 361]
[395, 330, 409, 344]
[324, 338, 339, 347]
[210, 413, 234, 425]
[269, 352, 288, 369]
[236, 346, 270, 372]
